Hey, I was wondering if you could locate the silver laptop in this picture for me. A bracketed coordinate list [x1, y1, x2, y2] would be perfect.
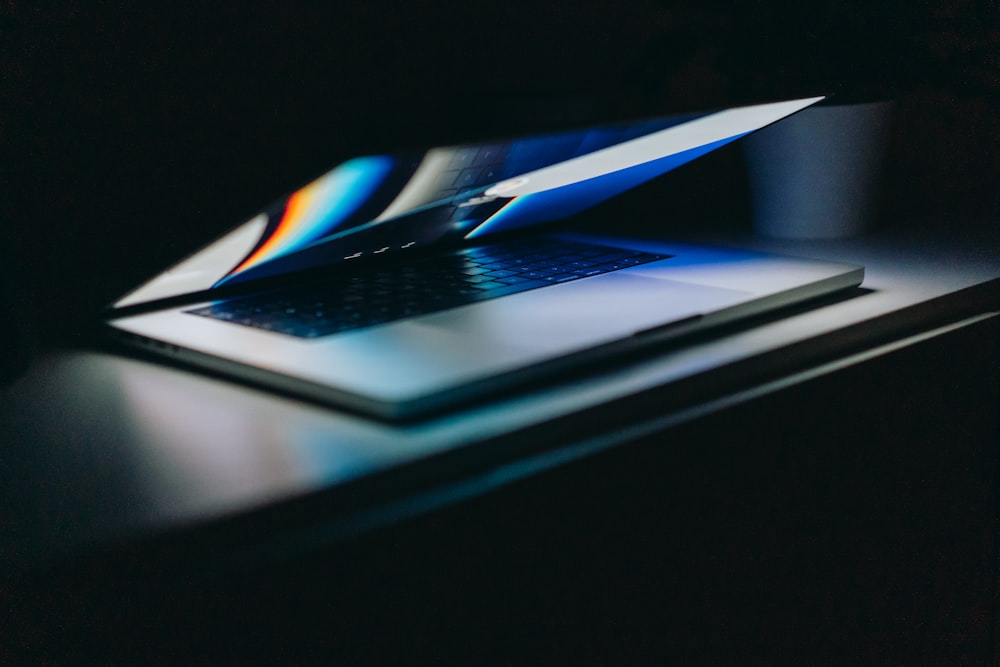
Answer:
[104, 97, 863, 419]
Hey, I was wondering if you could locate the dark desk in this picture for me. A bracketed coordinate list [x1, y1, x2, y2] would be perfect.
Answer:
[2, 232, 998, 664]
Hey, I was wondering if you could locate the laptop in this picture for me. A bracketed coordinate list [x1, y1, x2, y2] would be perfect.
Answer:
[104, 96, 863, 420]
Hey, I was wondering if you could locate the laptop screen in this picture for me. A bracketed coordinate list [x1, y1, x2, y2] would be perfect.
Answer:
[112, 97, 822, 309]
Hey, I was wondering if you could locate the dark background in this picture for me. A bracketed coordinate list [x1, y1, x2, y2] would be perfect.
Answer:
[1, 0, 998, 355]
[2, 4, 999, 664]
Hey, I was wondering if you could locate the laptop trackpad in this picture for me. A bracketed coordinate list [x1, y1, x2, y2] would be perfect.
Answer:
[411, 271, 752, 354]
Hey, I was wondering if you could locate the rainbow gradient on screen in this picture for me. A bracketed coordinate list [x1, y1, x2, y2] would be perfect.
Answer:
[224, 155, 394, 281]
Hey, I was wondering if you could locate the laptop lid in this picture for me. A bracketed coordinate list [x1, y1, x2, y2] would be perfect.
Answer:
[109, 97, 824, 312]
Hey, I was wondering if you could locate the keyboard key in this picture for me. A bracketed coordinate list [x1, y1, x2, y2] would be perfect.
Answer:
[471, 281, 506, 291]
[448, 150, 476, 170]
[494, 275, 533, 285]
[455, 168, 482, 189]
[484, 269, 518, 278]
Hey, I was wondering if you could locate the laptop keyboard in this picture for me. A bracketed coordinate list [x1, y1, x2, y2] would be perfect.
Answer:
[186, 238, 669, 339]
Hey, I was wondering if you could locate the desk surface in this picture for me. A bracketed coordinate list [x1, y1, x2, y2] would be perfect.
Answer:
[2, 231, 998, 573]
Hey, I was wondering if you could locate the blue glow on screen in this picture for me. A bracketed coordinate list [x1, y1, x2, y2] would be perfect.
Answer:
[466, 133, 749, 238]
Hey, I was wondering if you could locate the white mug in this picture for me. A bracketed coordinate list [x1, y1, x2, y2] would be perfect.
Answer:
[744, 100, 895, 239]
